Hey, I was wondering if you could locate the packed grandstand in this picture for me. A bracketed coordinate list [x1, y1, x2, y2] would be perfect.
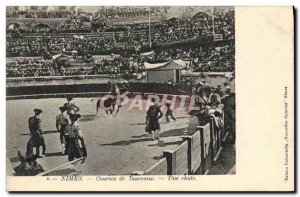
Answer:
[6, 6, 235, 78]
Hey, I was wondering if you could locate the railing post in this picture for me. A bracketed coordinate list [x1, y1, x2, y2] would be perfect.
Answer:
[182, 136, 192, 174]
[209, 118, 216, 162]
[163, 150, 175, 175]
[197, 125, 211, 174]
[196, 126, 204, 174]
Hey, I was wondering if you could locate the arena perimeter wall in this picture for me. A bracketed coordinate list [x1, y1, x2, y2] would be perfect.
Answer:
[6, 82, 190, 100]
[131, 116, 230, 175]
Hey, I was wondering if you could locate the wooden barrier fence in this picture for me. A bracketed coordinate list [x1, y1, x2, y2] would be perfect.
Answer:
[209, 118, 218, 163]
[6, 82, 189, 99]
[198, 124, 211, 174]
[183, 131, 202, 174]
[131, 115, 231, 175]
[144, 158, 168, 175]
[163, 141, 189, 175]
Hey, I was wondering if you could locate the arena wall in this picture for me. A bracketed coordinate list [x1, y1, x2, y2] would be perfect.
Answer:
[131, 114, 232, 175]
[144, 158, 168, 175]
[6, 82, 189, 100]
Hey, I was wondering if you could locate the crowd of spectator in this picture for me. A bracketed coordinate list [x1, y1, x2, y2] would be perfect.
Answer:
[6, 42, 235, 78]
[189, 80, 236, 144]
[7, 7, 234, 57]
[7, 6, 168, 19]
[6, 58, 54, 77]
[213, 9, 234, 40]
[7, 6, 73, 18]
[94, 7, 169, 19]
[189, 44, 235, 72]
[147, 44, 235, 72]
[6, 7, 235, 77]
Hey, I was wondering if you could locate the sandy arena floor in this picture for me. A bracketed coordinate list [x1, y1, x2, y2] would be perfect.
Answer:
[7, 97, 190, 175]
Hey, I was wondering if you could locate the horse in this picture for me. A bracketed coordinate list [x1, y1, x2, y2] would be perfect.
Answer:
[94, 96, 119, 116]
[14, 150, 44, 176]
[91, 83, 130, 116]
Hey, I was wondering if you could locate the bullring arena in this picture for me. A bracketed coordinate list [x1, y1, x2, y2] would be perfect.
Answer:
[7, 79, 235, 176]
[6, 6, 236, 176]
[7, 96, 191, 175]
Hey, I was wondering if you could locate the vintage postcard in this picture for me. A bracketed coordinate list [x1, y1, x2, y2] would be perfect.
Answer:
[5, 6, 294, 192]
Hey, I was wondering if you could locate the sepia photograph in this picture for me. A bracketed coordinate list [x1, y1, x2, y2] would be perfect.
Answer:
[6, 6, 235, 176]
[4, 4, 294, 192]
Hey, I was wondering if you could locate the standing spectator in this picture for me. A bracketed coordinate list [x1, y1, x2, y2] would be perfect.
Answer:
[223, 91, 235, 144]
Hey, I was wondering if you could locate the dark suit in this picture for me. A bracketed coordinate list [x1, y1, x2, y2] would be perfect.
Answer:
[223, 93, 235, 144]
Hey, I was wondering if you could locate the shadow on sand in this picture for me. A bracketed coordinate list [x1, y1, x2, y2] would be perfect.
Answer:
[131, 134, 149, 138]
[152, 155, 164, 160]
[9, 157, 20, 163]
[100, 137, 153, 146]
[80, 114, 98, 122]
[148, 140, 183, 147]
[130, 122, 146, 126]
[45, 151, 65, 157]
[46, 168, 80, 176]
[100, 128, 186, 146]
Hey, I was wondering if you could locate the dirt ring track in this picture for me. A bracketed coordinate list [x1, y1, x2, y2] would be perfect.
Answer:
[7, 97, 190, 175]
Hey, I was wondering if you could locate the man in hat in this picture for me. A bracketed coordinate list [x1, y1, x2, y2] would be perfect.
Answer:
[64, 97, 80, 116]
[56, 106, 70, 155]
[215, 85, 223, 97]
[223, 92, 235, 144]
[221, 82, 232, 100]
[223, 82, 231, 93]
[190, 107, 211, 126]
[196, 82, 203, 96]
[28, 108, 46, 158]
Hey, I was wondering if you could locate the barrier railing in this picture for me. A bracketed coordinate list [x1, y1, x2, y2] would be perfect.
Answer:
[131, 112, 232, 175]
[197, 124, 211, 174]
[163, 140, 189, 175]
[209, 118, 218, 163]
[144, 158, 168, 175]
[6, 82, 189, 99]
[183, 131, 202, 174]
